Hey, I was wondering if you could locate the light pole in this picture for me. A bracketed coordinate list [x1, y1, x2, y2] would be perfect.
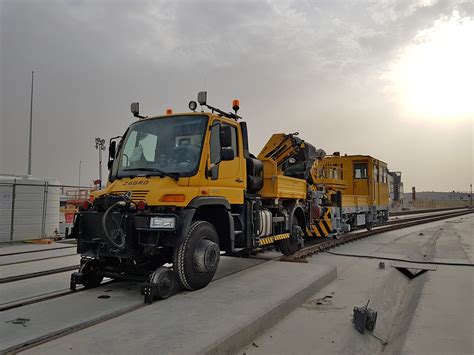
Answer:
[28, 71, 34, 175]
[470, 184, 472, 208]
[78, 160, 82, 187]
[95, 138, 106, 188]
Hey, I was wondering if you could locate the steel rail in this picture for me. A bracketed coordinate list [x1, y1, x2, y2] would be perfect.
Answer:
[390, 206, 468, 216]
[0, 245, 76, 257]
[0, 265, 79, 284]
[383, 208, 469, 226]
[0, 280, 116, 312]
[281, 209, 473, 262]
[0, 253, 78, 267]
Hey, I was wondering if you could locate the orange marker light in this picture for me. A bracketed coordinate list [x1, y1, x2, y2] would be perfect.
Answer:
[165, 108, 173, 115]
[162, 194, 185, 202]
[232, 99, 240, 112]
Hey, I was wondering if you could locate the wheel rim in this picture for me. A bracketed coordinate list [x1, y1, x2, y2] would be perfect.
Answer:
[151, 268, 174, 298]
[193, 239, 220, 274]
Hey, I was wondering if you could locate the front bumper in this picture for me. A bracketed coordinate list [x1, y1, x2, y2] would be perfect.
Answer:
[73, 210, 186, 259]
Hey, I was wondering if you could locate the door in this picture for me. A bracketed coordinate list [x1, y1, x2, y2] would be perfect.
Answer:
[207, 119, 245, 204]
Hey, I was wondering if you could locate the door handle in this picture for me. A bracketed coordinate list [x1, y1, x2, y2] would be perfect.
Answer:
[235, 178, 243, 183]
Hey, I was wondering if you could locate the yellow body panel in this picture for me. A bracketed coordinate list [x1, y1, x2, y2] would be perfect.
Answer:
[259, 159, 306, 199]
[312, 154, 389, 208]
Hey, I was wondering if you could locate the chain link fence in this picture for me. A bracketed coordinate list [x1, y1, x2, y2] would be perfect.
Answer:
[0, 178, 96, 243]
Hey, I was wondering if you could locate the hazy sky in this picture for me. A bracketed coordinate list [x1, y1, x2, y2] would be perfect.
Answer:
[1, 0, 473, 191]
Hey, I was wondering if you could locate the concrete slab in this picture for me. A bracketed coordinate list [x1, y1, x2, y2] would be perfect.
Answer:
[241, 214, 473, 355]
[0, 256, 265, 353]
[23, 261, 336, 354]
[0, 271, 72, 307]
[399, 266, 474, 355]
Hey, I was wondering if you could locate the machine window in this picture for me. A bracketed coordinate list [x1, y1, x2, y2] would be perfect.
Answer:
[223, 124, 239, 157]
[113, 115, 208, 179]
[209, 123, 221, 164]
[354, 163, 368, 179]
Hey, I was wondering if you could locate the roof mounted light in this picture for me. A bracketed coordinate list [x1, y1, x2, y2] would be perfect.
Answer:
[189, 101, 197, 111]
[165, 108, 173, 115]
[196, 91, 241, 121]
[232, 99, 240, 114]
[197, 91, 207, 105]
[130, 102, 146, 119]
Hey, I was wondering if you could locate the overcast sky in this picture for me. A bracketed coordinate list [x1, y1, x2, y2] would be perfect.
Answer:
[1, 0, 472, 191]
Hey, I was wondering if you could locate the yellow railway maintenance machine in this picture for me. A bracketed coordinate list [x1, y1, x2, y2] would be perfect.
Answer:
[70, 92, 326, 302]
[311, 154, 390, 233]
[70, 92, 388, 303]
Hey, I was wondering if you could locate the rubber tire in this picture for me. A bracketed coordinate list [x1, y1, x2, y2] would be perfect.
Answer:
[79, 260, 104, 289]
[277, 223, 302, 256]
[173, 221, 220, 290]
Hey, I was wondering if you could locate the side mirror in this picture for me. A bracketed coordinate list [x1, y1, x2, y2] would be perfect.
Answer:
[197, 91, 207, 105]
[220, 125, 232, 148]
[221, 147, 234, 161]
[131, 102, 139, 116]
[109, 141, 117, 159]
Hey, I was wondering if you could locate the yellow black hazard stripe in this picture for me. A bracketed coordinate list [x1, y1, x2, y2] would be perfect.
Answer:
[309, 210, 332, 238]
[259, 233, 290, 246]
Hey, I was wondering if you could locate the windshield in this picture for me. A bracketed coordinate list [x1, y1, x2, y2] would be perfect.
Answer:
[112, 115, 208, 179]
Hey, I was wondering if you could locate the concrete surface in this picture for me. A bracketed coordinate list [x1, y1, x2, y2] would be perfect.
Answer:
[241, 214, 473, 355]
[1, 256, 265, 353]
[23, 261, 336, 354]
[0, 271, 72, 307]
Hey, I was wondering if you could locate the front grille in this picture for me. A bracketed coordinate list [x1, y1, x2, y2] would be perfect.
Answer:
[112, 190, 149, 202]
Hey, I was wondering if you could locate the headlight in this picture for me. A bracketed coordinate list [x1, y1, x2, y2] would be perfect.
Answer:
[149, 217, 176, 229]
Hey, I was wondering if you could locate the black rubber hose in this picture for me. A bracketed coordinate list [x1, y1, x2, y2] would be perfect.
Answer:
[101, 201, 126, 248]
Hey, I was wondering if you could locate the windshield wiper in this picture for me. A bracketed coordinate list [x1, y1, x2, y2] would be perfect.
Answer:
[122, 168, 180, 180]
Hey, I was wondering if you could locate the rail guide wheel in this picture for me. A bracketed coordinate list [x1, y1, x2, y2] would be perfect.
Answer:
[142, 266, 176, 304]
[70, 259, 104, 291]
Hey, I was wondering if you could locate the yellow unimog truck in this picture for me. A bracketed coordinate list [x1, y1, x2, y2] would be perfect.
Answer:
[70, 92, 388, 303]
[71, 92, 324, 302]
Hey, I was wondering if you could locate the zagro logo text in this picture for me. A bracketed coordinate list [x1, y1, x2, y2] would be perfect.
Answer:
[123, 180, 149, 186]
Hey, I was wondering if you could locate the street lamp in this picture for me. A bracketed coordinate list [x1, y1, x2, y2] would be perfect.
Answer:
[95, 138, 106, 188]
[78, 160, 82, 187]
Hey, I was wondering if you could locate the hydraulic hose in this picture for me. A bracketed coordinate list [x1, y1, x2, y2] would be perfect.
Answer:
[101, 201, 126, 249]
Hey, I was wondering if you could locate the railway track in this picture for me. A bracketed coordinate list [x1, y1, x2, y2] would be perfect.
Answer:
[0, 253, 78, 267]
[390, 206, 467, 217]
[1, 258, 267, 354]
[2, 209, 471, 353]
[0, 265, 79, 284]
[0, 245, 76, 257]
[281, 208, 473, 262]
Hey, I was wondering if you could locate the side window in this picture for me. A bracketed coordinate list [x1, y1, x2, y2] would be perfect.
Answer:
[354, 163, 368, 179]
[210, 123, 221, 164]
[209, 122, 220, 180]
[223, 124, 238, 157]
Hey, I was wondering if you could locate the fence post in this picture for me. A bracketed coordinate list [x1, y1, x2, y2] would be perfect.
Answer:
[9, 180, 17, 244]
[41, 182, 49, 238]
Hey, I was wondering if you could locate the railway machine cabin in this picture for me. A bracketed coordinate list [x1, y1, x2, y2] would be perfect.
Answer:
[312, 154, 390, 232]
